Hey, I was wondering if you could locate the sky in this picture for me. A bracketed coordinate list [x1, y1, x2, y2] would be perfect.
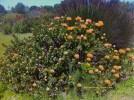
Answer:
[0, 0, 133, 10]
[0, 0, 63, 10]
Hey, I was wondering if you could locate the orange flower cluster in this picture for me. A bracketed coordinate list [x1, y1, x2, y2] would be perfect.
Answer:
[86, 29, 93, 34]
[66, 17, 72, 21]
[54, 17, 60, 20]
[75, 16, 82, 21]
[95, 21, 104, 27]
[61, 23, 68, 27]
[67, 27, 74, 31]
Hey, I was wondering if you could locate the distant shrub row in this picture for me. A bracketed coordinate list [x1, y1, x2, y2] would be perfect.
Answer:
[1, 15, 53, 34]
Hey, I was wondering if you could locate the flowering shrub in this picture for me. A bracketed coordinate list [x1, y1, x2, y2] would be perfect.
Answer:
[0, 16, 133, 99]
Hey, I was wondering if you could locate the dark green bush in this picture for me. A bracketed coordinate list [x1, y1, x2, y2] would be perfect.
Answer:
[59, 0, 133, 48]
[13, 16, 53, 34]
[14, 23, 23, 33]
[3, 24, 12, 34]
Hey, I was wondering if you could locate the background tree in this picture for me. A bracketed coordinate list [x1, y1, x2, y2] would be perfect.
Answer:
[11, 7, 16, 13]
[53, 4, 62, 15]
[127, 2, 134, 11]
[43, 6, 53, 12]
[0, 4, 7, 13]
[15, 2, 25, 14]
[29, 6, 38, 11]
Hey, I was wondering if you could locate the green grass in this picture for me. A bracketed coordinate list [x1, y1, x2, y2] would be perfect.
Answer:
[0, 32, 134, 100]
[0, 78, 133, 100]
[0, 33, 32, 57]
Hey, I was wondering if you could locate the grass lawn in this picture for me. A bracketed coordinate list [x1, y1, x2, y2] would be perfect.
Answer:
[0, 33, 32, 57]
[0, 32, 133, 100]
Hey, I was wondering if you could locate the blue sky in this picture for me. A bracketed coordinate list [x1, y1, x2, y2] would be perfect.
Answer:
[0, 0, 63, 10]
[0, 0, 133, 10]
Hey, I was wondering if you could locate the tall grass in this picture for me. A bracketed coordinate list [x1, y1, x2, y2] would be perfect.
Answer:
[60, 0, 133, 48]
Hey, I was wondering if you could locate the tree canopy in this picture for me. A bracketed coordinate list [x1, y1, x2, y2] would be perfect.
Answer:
[15, 2, 25, 14]
[0, 4, 7, 13]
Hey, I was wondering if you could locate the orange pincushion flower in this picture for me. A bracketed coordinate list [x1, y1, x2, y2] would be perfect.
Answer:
[75, 16, 82, 21]
[46, 87, 50, 92]
[114, 74, 120, 78]
[88, 70, 94, 74]
[104, 80, 111, 85]
[86, 19, 92, 23]
[129, 54, 134, 58]
[113, 65, 120, 71]
[98, 21, 104, 26]
[111, 69, 116, 73]
[77, 83, 82, 88]
[126, 48, 131, 52]
[13, 53, 19, 58]
[54, 17, 60, 20]
[95, 23, 99, 27]
[95, 21, 104, 27]
[86, 63, 90, 67]
[98, 65, 104, 71]
[86, 29, 93, 34]
[78, 62, 82, 65]
[104, 55, 110, 60]
[119, 49, 126, 54]
[66, 17, 72, 21]
[61, 23, 68, 27]
[80, 20, 84, 22]
[60, 45, 64, 48]
[96, 91, 99, 95]
[104, 43, 112, 47]
[113, 55, 119, 60]
[64, 51, 68, 55]
[131, 56, 134, 61]
[75, 22, 78, 25]
[74, 54, 79, 59]
[49, 69, 55, 74]
[87, 53, 93, 59]
[82, 36, 87, 40]
[81, 24, 87, 29]
[95, 69, 99, 73]
[61, 16, 64, 18]
[77, 35, 82, 40]
[67, 27, 74, 31]
[109, 44, 112, 47]
[85, 22, 88, 25]
[86, 58, 91, 61]
[32, 82, 37, 87]
[114, 50, 118, 53]
[67, 35, 73, 40]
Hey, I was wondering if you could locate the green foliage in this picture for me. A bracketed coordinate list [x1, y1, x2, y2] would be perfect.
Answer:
[0, 16, 133, 99]
[13, 16, 53, 34]
[0, 13, 16, 24]
[3, 24, 12, 34]
[81, 63, 95, 71]
[13, 23, 23, 33]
